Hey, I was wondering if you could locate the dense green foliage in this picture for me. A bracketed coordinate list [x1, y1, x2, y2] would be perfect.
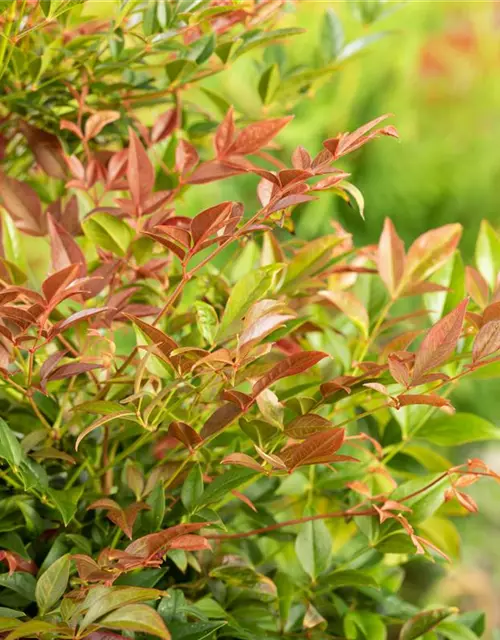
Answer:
[0, 1, 499, 639]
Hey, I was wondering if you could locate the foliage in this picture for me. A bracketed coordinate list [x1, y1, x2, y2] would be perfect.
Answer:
[0, 1, 498, 640]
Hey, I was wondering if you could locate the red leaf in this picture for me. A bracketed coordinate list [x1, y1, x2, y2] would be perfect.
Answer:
[49, 307, 108, 338]
[127, 127, 155, 207]
[190, 201, 233, 248]
[280, 428, 345, 471]
[151, 108, 179, 144]
[200, 403, 242, 440]
[48, 361, 102, 382]
[0, 171, 46, 236]
[19, 122, 66, 180]
[226, 116, 293, 156]
[48, 215, 86, 275]
[231, 490, 258, 512]
[60, 119, 83, 139]
[378, 218, 405, 297]
[253, 351, 328, 398]
[291, 146, 311, 170]
[42, 264, 79, 303]
[40, 350, 67, 386]
[187, 160, 246, 184]
[268, 194, 317, 214]
[167, 421, 202, 451]
[84, 111, 120, 140]
[472, 320, 500, 362]
[387, 351, 414, 387]
[412, 298, 468, 384]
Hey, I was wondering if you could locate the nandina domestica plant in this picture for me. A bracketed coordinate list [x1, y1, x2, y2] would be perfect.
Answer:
[0, 1, 499, 640]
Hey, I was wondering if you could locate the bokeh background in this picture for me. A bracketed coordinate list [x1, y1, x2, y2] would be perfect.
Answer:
[178, 0, 500, 633]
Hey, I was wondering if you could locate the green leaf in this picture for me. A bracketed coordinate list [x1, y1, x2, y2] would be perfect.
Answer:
[295, 515, 332, 580]
[47, 486, 84, 526]
[146, 483, 165, 531]
[345, 610, 386, 640]
[438, 622, 479, 640]
[235, 27, 305, 57]
[258, 64, 280, 105]
[475, 220, 500, 288]
[100, 603, 171, 639]
[40, 0, 51, 17]
[418, 517, 460, 561]
[195, 468, 258, 508]
[158, 589, 187, 623]
[403, 445, 451, 472]
[218, 264, 283, 339]
[0, 573, 36, 601]
[322, 570, 379, 590]
[181, 464, 203, 511]
[166, 59, 196, 84]
[337, 31, 389, 63]
[4, 621, 61, 640]
[0, 618, 21, 632]
[194, 301, 218, 345]
[81, 586, 163, 629]
[35, 553, 70, 614]
[283, 235, 341, 290]
[82, 213, 134, 257]
[169, 620, 227, 639]
[73, 400, 125, 415]
[390, 474, 449, 523]
[0, 418, 23, 467]
[321, 7, 344, 61]
[417, 413, 500, 446]
[425, 251, 465, 321]
[399, 607, 458, 640]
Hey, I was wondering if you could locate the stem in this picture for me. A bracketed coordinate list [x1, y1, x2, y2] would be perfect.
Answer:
[204, 507, 376, 540]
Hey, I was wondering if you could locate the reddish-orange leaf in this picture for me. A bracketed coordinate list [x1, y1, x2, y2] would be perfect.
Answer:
[412, 298, 468, 384]
[151, 108, 179, 143]
[280, 428, 345, 471]
[291, 146, 311, 170]
[394, 393, 453, 411]
[231, 490, 258, 512]
[188, 160, 247, 184]
[284, 414, 332, 440]
[378, 218, 405, 297]
[190, 201, 233, 248]
[472, 320, 500, 363]
[214, 106, 235, 157]
[42, 264, 79, 303]
[48, 362, 102, 383]
[49, 308, 108, 338]
[387, 351, 414, 387]
[125, 522, 209, 559]
[60, 119, 83, 138]
[252, 351, 329, 397]
[84, 111, 120, 140]
[169, 534, 211, 551]
[176, 139, 199, 176]
[127, 127, 155, 207]
[226, 116, 293, 156]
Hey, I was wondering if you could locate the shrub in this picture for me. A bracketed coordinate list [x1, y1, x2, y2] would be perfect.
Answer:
[0, 1, 498, 640]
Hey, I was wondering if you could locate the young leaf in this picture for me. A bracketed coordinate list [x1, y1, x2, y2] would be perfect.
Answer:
[127, 128, 155, 207]
[194, 301, 219, 345]
[412, 298, 468, 384]
[252, 351, 329, 397]
[85, 111, 120, 140]
[472, 320, 500, 362]
[0, 418, 23, 467]
[226, 117, 293, 156]
[0, 171, 46, 236]
[378, 217, 405, 297]
[35, 554, 70, 615]
[295, 514, 332, 580]
[181, 465, 203, 511]
[218, 265, 283, 339]
[82, 213, 134, 257]
[100, 604, 171, 640]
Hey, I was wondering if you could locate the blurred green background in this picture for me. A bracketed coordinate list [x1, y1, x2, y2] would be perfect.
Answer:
[182, 0, 500, 631]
